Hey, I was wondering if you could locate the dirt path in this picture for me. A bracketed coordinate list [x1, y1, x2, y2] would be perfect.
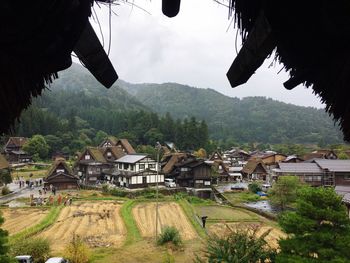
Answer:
[38, 201, 126, 252]
[1, 208, 49, 235]
[132, 202, 197, 240]
[208, 222, 286, 249]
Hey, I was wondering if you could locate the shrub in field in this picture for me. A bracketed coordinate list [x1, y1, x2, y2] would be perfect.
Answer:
[248, 182, 261, 194]
[64, 235, 90, 263]
[157, 226, 182, 247]
[1, 186, 10, 196]
[10, 237, 51, 263]
[196, 225, 276, 263]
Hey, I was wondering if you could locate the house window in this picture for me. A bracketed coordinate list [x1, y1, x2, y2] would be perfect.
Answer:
[56, 169, 64, 173]
[149, 164, 155, 169]
[124, 163, 129, 170]
[181, 167, 189, 172]
[85, 154, 90, 160]
[130, 165, 134, 171]
[204, 181, 211, 186]
[344, 175, 350, 180]
[107, 152, 112, 157]
[195, 180, 203, 184]
[139, 164, 145, 170]
[119, 163, 122, 169]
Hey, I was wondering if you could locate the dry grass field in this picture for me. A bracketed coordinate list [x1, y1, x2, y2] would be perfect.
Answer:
[38, 201, 126, 251]
[132, 202, 197, 240]
[1, 208, 49, 235]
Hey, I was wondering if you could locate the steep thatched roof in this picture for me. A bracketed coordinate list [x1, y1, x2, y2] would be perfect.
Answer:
[46, 157, 73, 177]
[242, 158, 267, 175]
[102, 146, 125, 159]
[0, 1, 117, 134]
[117, 139, 136, 154]
[226, 0, 350, 141]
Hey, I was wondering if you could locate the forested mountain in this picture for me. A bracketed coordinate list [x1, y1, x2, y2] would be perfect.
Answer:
[16, 63, 343, 150]
[117, 81, 343, 144]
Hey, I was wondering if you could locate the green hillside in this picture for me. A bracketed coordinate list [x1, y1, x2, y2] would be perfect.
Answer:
[117, 81, 343, 144]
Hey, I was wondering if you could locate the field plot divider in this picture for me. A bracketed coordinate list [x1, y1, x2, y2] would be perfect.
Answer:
[178, 199, 207, 238]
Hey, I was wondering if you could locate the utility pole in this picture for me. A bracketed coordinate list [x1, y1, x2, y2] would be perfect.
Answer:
[155, 142, 162, 241]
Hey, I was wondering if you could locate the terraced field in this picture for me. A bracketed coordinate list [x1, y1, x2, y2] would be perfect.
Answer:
[1, 208, 49, 235]
[38, 201, 126, 251]
[132, 202, 197, 240]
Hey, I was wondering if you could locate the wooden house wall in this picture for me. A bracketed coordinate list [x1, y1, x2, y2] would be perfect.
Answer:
[335, 172, 350, 186]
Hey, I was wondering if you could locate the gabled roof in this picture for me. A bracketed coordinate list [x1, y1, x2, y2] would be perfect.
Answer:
[5, 137, 28, 148]
[209, 151, 223, 161]
[283, 155, 304, 163]
[162, 152, 189, 174]
[115, 154, 148, 164]
[117, 139, 136, 154]
[0, 154, 9, 170]
[314, 159, 350, 172]
[102, 146, 125, 160]
[242, 159, 267, 174]
[99, 136, 118, 147]
[46, 158, 73, 178]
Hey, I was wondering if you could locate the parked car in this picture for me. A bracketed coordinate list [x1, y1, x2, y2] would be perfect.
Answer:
[45, 258, 69, 263]
[15, 255, 34, 263]
[261, 184, 272, 191]
[164, 178, 176, 188]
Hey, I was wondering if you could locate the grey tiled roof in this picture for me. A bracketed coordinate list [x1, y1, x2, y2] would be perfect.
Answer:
[314, 159, 350, 172]
[277, 163, 324, 174]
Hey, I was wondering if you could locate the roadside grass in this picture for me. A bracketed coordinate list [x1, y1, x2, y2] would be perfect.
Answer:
[9, 205, 63, 244]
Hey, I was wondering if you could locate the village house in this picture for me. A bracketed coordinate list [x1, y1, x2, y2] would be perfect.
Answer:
[273, 159, 350, 188]
[75, 146, 125, 184]
[167, 157, 213, 189]
[207, 151, 232, 182]
[3, 137, 32, 163]
[242, 159, 268, 181]
[44, 158, 79, 190]
[303, 149, 338, 161]
[223, 148, 251, 166]
[250, 151, 287, 169]
[106, 154, 163, 189]
[272, 162, 324, 186]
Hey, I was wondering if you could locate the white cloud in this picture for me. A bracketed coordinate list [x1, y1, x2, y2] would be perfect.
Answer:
[90, 0, 324, 108]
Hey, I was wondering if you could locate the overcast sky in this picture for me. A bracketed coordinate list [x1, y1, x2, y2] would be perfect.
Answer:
[90, 0, 324, 108]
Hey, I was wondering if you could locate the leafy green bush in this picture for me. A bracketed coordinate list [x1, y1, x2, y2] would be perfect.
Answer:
[173, 192, 188, 201]
[64, 235, 90, 263]
[186, 195, 212, 205]
[248, 182, 261, 194]
[157, 226, 182, 246]
[10, 237, 51, 263]
[1, 186, 11, 196]
[195, 225, 276, 263]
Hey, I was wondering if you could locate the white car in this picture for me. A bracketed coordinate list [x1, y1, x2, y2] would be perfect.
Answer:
[45, 258, 69, 263]
[164, 178, 176, 188]
[15, 255, 34, 263]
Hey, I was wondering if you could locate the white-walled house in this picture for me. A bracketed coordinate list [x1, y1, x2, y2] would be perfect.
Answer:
[111, 154, 164, 189]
